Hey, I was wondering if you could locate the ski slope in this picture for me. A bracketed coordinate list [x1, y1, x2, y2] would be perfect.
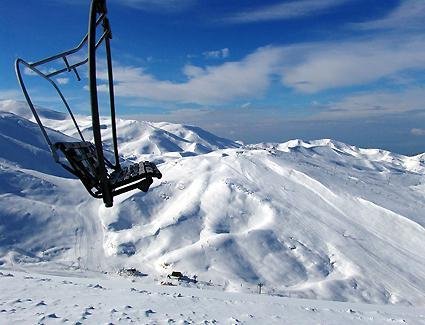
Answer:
[0, 100, 424, 322]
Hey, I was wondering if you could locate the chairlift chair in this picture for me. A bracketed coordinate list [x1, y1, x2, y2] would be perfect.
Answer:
[15, 0, 162, 207]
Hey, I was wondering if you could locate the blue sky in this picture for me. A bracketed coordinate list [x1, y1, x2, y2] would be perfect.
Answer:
[1, 0, 425, 154]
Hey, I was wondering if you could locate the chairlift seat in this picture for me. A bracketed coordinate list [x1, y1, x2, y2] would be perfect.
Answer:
[109, 160, 161, 189]
[55, 141, 162, 198]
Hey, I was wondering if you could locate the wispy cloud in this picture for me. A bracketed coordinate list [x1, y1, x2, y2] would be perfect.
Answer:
[203, 48, 230, 59]
[0, 89, 22, 101]
[313, 88, 425, 120]
[224, 0, 348, 24]
[47, 0, 195, 12]
[24, 67, 37, 76]
[111, 0, 195, 12]
[411, 128, 425, 136]
[56, 78, 69, 85]
[352, 0, 425, 31]
[97, 46, 284, 105]
[276, 1, 425, 93]
[280, 35, 425, 93]
[182, 65, 205, 79]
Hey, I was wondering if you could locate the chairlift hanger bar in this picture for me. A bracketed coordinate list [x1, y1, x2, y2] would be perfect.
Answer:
[88, 0, 113, 205]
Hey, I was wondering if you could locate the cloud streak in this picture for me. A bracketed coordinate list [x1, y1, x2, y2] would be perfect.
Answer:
[313, 88, 425, 120]
[280, 36, 425, 93]
[352, 0, 425, 31]
[224, 0, 348, 24]
[111, 0, 194, 12]
[411, 128, 425, 136]
[203, 48, 230, 59]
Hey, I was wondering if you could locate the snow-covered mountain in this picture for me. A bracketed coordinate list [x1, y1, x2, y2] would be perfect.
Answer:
[1, 100, 239, 164]
[0, 100, 424, 312]
[101, 140, 425, 305]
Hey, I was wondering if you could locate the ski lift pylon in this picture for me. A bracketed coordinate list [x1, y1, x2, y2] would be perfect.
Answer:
[15, 0, 162, 207]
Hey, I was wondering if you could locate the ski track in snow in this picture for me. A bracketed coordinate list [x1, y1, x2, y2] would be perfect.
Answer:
[1, 100, 425, 323]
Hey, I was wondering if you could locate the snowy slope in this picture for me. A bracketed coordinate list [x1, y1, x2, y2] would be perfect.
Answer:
[101, 141, 425, 305]
[1, 100, 239, 163]
[1, 269, 424, 325]
[0, 111, 72, 177]
[0, 99, 424, 314]
[0, 111, 109, 276]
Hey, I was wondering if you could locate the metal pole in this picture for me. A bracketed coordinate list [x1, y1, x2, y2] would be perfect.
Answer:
[15, 59, 56, 158]
[88, 0, 113, 207]
[104, 19, 120, 169]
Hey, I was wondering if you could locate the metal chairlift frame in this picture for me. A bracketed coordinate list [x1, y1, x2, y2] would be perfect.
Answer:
[15, 0, 161, 207]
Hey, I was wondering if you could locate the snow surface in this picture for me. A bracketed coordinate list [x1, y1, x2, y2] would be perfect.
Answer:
[1, 270, 424, 324]
[0, 100, 425, 323]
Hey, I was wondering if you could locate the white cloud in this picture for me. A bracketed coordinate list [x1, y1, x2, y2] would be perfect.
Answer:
[93, 0, 425, 109]
[0, 89, 22, 101]
[111, 0, 194, 12]
[203, 48, 230, 59]
[313, 88, 425, 120]
[224, 0, 349, 24]
[96, 35, 425, 106]
[182, 65, 205, 79]
[24, 67, 37, 76]
[276, 1, 425, 93]
[411, 128, 425, 136]
[56, 78, 69, 85]
[97, 46, 284, 105]
[280, 36, 425, 93]
[352, 0, 425, 31]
